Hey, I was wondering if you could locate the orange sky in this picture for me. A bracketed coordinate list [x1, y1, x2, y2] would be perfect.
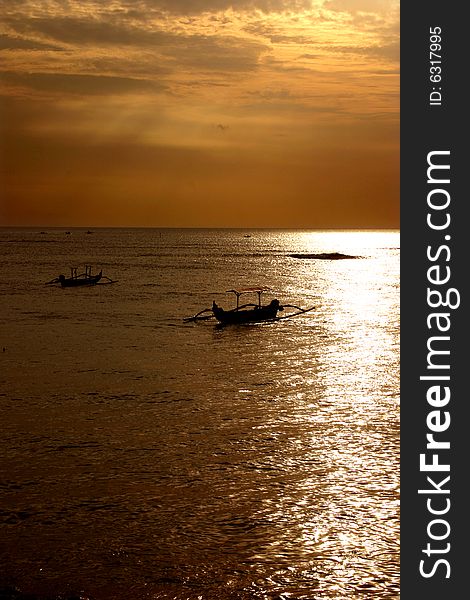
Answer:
[0, 0, 399, 228]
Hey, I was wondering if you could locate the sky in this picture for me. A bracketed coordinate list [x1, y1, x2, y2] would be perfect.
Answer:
[0, 0, 399, 228]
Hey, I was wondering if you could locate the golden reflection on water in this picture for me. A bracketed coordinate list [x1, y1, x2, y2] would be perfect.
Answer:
[247, 231, 400, 598]
[0, 229, 399, 599]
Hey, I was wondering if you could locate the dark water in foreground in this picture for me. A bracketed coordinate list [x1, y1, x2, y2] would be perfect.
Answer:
[0, 229, 399, 599]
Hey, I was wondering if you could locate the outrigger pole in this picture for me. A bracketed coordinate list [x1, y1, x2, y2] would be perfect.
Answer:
[183, 308, 213, 322]
[275, 304, 316, 320]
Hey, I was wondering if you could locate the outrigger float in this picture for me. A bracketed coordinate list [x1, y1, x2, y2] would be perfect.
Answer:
[46, 265, 117, 288]
[184, 287, 315, 325]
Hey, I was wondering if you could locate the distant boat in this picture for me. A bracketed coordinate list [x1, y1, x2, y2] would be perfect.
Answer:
[184, 287, 315, 325]
[65, 231, 71, 235]
[58, 270, 102, 287]
[46, 266, 116, 288]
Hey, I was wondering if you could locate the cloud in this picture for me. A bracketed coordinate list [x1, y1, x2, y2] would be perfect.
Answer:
[162, 35, 266, 72]
[133, 0, 312, 14]
[2, 0, 313, 20]
[5, 14, 268, 73]
[0, 34, 62, 51]
[243, 22, 314, 44]
[324, 0, 393, 14]
[0, 70, 166, 95]
[328, 41, 398, 62]
[87, 56, 171, 78]
[4, 16, 169, 47]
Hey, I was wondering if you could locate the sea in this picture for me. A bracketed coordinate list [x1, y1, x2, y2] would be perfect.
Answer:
[0, 228, 400, 600]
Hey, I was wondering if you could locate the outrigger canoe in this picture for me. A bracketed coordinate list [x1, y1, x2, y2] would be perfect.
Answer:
[184, 287, 315, 325]
[46, 266, 116, 288]
[212, 298, 282, 324]
[58, 271, 102, 287]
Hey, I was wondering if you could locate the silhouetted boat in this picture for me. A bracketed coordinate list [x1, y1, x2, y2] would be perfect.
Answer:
[184, 287, 315, 325]
[212, 298, 282, 324]
[58, 270, 102, 287]
[46, 266, 116, 288]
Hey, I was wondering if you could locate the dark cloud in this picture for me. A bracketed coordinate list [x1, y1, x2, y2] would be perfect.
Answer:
[5, 15, 267, 72]
[0, 34, 62, 51]
[0, 70, 166, 95]
[261, 55, 312, 73]
[128, 0, 312, 15]
[88, 56, 171, 78]
[162, 35, 266, 72]
[328, 41, 399, 62]
[5, 16, 169, 46]
[2, 0, 312, 14]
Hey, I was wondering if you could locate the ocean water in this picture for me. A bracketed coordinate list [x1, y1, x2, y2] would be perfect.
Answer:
[0, 228, 400, 600]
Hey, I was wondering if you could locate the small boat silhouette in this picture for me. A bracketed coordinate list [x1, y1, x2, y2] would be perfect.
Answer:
[184, 287, 315, 325]
[46, 266, 116, 288]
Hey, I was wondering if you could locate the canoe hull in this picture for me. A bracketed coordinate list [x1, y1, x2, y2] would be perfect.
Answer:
[212, 299, 280, 325]
[59, 272, 102, 287]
